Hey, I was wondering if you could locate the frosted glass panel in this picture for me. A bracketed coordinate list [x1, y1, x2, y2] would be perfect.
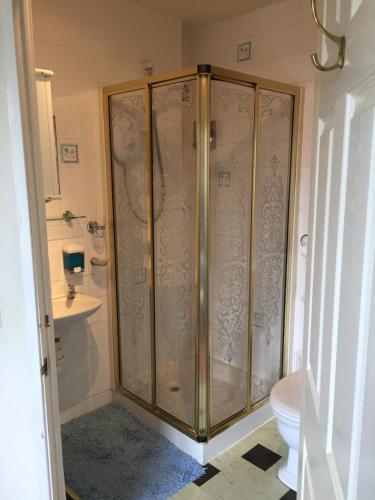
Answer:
[209, 80, 255, 427]
[251, 90, 293, 404]
[152, 82, 197, 427]
[110, 90, 152, 403]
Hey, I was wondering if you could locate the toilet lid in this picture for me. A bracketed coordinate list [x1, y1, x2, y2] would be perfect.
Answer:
[270, 371, 301, 422]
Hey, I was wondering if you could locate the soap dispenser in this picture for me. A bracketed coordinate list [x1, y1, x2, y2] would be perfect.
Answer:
[63, 243, 85, 273]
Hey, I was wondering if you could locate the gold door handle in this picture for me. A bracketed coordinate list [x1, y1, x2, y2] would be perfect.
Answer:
[311, 0, 345, 71]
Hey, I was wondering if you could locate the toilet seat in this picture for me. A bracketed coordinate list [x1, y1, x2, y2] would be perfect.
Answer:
[270, 372, 301, 424]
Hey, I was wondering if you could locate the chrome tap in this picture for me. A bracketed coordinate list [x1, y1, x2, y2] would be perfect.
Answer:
[67, 284, 76, 300]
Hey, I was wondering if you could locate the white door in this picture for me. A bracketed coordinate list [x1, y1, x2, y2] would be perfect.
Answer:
[300, 0, 375, 498]
[0, 1, 64, 498]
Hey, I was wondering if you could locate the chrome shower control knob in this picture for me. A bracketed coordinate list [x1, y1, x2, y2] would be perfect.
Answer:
[87, 221, 106, 234]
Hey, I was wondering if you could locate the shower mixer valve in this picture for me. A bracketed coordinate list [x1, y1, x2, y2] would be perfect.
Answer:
[193, 121, 216, 149]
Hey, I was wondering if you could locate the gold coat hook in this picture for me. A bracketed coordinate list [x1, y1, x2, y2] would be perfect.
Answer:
[311, 0, 345, 71]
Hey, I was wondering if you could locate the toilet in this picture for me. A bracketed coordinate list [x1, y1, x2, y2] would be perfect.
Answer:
[270, 371, 301, 492]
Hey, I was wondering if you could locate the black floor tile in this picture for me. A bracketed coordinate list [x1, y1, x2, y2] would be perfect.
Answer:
[193, 463, 221, 486]
[242, 443, 282, 471]
[66, 495, 74, 500]
[279, 490, 297, 500]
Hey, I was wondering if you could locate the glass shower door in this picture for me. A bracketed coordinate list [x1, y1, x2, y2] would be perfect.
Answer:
[251, 89, 294, 404]
[152, 81, 197, 427]
[209, 80, 255, 427]
[110, 90, 152, 403]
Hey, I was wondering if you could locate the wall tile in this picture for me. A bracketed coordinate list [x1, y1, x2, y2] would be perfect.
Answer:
[88, 269, 109, 298]
[275, 24, 300, 59]
[51, 279, 66, 299]
[46, 220, 62, 241]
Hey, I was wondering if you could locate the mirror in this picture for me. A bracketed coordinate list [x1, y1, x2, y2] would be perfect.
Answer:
[35, 68, 61, 202]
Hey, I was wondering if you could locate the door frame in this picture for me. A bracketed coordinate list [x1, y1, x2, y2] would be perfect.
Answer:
[0, 0, 65, 497]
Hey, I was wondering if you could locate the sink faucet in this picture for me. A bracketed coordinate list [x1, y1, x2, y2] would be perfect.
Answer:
[67, 284, 76, 299]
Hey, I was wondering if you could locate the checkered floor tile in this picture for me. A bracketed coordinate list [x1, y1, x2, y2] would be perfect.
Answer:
[171, 419, 296, 500]
[194, 463, 221, 486]
[242, 443, 282, 471]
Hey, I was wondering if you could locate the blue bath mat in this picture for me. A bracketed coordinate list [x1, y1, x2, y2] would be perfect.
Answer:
[61, 403, 205, 499]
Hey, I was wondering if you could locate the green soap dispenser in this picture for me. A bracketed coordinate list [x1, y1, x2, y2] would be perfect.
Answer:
[63, 243, 85, 273]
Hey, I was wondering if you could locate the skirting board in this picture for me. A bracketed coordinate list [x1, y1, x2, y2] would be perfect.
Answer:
[112, 391, 273, 464]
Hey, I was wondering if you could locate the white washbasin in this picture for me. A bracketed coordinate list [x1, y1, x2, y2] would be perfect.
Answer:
[52, 293, 102, 325]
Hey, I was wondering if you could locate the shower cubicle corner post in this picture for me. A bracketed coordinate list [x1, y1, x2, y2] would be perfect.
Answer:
[195, 66, 211, 441]
[247, 82, 261, 412]
[145, 82, 157, 408]
[282, 86, 302, 377]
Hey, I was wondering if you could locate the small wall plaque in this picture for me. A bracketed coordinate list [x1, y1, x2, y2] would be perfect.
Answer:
[237, 41, 251, 62]
[218, 171, 231, 188]
[60, 143, 79, 163]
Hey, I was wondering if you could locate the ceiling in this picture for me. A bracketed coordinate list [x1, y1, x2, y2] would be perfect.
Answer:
[125, 0, 282, 28]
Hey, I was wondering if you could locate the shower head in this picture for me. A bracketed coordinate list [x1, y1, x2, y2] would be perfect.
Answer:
[110, 95, 166, 225]
[111, 98, 145, 167]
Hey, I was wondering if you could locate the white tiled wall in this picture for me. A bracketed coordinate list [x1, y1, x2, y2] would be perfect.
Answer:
[32, 0, 182, 94]
[31, 0, 182, 422]
[31, 0, 315, 423]
[183, 0, 317, 371]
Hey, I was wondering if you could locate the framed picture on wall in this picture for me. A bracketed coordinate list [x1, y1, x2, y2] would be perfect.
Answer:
[237, 42, 251, 62]
[60, 143, 79, 163]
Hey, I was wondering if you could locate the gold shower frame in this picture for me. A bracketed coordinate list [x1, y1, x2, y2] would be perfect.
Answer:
[102, 65, 302, 442]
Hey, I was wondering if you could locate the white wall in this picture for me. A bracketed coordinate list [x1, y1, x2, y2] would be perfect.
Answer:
[31, 0, 182, 422]
[183, 0, 316, 370]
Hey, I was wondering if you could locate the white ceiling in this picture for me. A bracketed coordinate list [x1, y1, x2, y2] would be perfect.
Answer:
[125, 0, 282, 28]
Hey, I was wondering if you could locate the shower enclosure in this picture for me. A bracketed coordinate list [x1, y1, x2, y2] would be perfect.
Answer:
[103, 65, 300, 441]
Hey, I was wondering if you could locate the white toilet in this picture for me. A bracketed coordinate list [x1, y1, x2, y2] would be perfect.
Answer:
[270, 371, 301, 492]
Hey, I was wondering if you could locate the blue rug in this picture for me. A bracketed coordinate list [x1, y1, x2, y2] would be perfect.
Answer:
[61, 403, 205, 499]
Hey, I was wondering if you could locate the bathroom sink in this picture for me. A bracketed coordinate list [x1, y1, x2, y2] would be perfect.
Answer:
[52, 293, 102, 325]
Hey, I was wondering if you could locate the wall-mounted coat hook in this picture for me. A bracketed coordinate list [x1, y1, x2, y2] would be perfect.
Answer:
[311, 0, 345, 71]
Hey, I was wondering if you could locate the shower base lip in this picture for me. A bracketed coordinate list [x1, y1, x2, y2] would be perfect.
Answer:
[112, 389, 273, 465]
